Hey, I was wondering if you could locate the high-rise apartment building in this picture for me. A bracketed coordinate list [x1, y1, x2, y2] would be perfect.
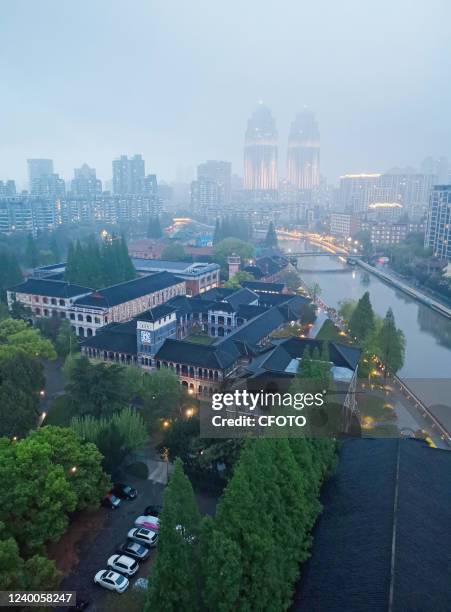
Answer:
[424, 185, 451, 260]
[197, 160, 232, 203]
[337, 174, 381, 213]
[27, 159, 54, 188]
[31, 173, 66, 198]
[112, 154, 145, 194]
[287, 110, 320, 190]
[191, 178, 220, 217]
[243, 103, 278, 198]
[71, 164, 102, 197]
[337, 172, 435, 218]
[0, 180, 16, 196]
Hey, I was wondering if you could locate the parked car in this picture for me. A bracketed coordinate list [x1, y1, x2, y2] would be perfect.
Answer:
[112, 483, 137, 500]
[107, 554, 139, 577]
[143, 504, 162, 516]
[93, 570, 129, 593]
[101, 493, 121, 510]
[134, 515, 160, 531]
[117, 540, 151, 561]
[127, 527, 158, 547]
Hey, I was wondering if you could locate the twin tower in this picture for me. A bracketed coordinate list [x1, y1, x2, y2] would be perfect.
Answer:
[243, 102, 320, 198]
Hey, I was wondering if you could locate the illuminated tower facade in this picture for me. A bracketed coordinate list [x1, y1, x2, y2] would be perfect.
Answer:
[287, 110, 320, 190]
[243, 103, 278, 199]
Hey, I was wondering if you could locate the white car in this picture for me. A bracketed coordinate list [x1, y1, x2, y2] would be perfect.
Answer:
[134, 515, 160, 531]
[127, 527, 158, 547]
[107, 554, 139, 577]
[94, 569, 129, 593]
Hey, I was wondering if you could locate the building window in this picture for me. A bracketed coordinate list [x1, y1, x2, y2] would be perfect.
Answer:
[70, 313, 75, 320]
[86, 315, 92, 323]
[51, 298, 57, 305]
[59, 299, 65, 306]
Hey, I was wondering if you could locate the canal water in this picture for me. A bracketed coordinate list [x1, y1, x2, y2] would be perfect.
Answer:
[282, 239, 451, 378]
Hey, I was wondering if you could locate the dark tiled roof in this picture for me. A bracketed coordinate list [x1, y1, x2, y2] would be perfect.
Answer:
[74, 272, 183, 309]
[199, 287, 235, 301]
[241, 280, 285, 293]
[293, 439, 451, 612]
[10, 278, 92, 298]
[155, 339, 238, 369]
[225, 287, 259, 309]
[209, 301, 235, 313]
[266, 336, 361, 371]
[236, 304, 267, 320]
[82, 320, 137, 355]
[215, 305, 287, 348]
[242, 265, 263, 279]
[136, 304, 175, 322]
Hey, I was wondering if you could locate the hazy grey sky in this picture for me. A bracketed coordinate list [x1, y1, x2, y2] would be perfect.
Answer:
[1, 0, 451, 186]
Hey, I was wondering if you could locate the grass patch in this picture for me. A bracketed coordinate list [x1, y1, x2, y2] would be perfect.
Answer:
[43, 395, 75, 427]
[184, 333, 216, 345]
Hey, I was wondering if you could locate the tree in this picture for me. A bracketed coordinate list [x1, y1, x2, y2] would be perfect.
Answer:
[28, 426, 110, 510]
[0, 436, 76, 553]
[0, 350, 45, 437]
[65, 356, 131, 418]
[308, 282, 322, 301]
[377, 308, 405, 376]
[24, 234, 39, 268]
[141, 369, 185, 424]
[71, 408, 147, 454]
[147, 216, 163, 239]
[160, 417, 200, 462]
[0, 526, 60, 591]
[213, 238, 254, 274]
[0, 318, 56, 361]
[0, 250, 22, 299]
[338, 298, 357, 322]
[349, 291, 375, 341]
[161, 243, 187, 261]
[264, 222, 278, 248]
[145, 458, 201, 612]
[223, 271, 255, 289]
[49, 235, 61, 262]
[55, 320, 79, 358]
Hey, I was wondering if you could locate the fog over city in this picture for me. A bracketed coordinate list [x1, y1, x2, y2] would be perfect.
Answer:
[1, 0, 451, 185]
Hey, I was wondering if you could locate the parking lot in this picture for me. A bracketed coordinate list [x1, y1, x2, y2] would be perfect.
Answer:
[53, 475, 164, 611]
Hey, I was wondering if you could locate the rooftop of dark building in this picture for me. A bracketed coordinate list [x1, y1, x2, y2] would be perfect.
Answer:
[9, 277, 92, 298]
[292, 438, 451, 612]
[74, 272, 183, 309]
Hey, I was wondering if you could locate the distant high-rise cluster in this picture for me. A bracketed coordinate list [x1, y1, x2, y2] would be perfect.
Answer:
[112, 154, 145, 195]
[243, 104, 321, 202]
[287, 109, 320, 191]
[425, 185, 451, 260]
[191, 160, 232, 217]
[243, 103, 278, 198]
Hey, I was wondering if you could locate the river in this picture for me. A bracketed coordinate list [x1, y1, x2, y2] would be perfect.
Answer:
[282, 239, 451, 379]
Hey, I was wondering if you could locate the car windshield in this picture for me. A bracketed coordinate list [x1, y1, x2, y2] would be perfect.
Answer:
[123, 486, 132, 493]
[116, 575, 125, 584]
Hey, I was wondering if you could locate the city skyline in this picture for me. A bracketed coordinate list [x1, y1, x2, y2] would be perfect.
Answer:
[2, 0, 451, 185]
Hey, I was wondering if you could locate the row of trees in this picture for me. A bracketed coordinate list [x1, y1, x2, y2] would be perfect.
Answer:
[0, 426, 109, 590]
[212, 238, 254, 276]
[0, 319, 57, 438]
[0, 250, 22, 300]
[64, 234, 135, 288]
[146, 436, 336, 611]
[340, 291, 405, 376]
[147, 215, 164, 239]
[213, 216, 253, 244]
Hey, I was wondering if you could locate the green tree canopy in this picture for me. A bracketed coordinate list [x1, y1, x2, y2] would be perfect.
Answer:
[212, 238, 254, 274]
[349, 291, 375, 341]
[264, 221, 278, 248]
[161, 242, 187, 261]
[65, 355, 132, 418]
[147, 216, 163, 239]
[24, 234, 40, 268]
[145, 458, 201, 612]
[223, 270, 255, 289]
[141, 368, 186, 424]
[377, 307, 405, 376]
[0, 318, 56, 361]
